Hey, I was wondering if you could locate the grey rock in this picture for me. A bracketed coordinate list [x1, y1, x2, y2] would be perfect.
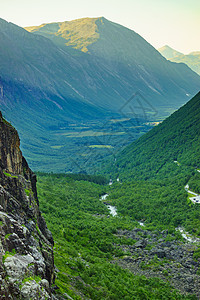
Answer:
[21, 280, 51, 299]
[150, 248, 166, 258]
[135, 240, 147, 248]
[0, 115, 55, 299]
[40, 279, 50, 290]
[4, 254, 34, 284]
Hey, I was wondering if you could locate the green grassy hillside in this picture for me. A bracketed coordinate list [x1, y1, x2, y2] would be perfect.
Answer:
[96, 91, 200, 240]
[108, 92, 200, 180]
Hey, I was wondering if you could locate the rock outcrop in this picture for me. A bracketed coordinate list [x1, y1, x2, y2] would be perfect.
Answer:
[0, 111, 55, 299]
[114, 228, 200, 298]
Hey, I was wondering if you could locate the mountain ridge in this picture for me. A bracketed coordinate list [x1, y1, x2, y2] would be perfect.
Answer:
[158, 45, 183, 59]
[158, 45, 200, 75]
[25, 17, 101, 53]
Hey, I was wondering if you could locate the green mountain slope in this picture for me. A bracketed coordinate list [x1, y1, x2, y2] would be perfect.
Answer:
[108, 92, 200, 180]
[159, 46, 200, 75]
[100, 92, 200, 248]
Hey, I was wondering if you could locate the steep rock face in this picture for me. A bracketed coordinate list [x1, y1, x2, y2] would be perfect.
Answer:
[0, 111, 55, 299]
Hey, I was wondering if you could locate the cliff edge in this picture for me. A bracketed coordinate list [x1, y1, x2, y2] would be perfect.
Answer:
[0, 111, 55, 299]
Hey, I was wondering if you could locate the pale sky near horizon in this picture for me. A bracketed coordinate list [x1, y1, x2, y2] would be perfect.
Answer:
[1, 0, 199, 54]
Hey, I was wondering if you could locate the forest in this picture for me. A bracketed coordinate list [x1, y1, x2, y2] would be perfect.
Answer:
[37, 173, 198, 299]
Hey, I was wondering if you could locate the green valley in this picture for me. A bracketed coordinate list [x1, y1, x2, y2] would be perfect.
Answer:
[34, 92, 200, 298]
[37, 173, 199, 299]
[1, 17, 200, 172]
[1, 10, 200, 300]
[22, 116, 154, 173]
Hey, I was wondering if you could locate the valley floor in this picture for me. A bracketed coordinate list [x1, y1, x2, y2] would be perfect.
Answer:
[37, 173, 200, 299]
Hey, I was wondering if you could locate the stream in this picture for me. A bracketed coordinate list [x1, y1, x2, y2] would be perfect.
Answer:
[100, 194, 199, 243]
[100, 194, 144, 223]
[100, 178, 200, 243]
[100, 194, 117, 217]
[176, 227, 200, 243]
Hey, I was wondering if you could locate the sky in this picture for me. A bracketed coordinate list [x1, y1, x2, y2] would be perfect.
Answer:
[1, 0, 200, 54]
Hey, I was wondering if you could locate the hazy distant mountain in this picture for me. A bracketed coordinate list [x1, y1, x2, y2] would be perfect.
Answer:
[158, 45, 183, 59]
[25, 17, 200, 112]
[159, 45, 200, 75]
[0, 17, 200, 171]
[170, 52, 200, 76]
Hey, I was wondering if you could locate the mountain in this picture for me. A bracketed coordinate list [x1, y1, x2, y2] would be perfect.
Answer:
[0, 18, 200, 171]
[25, 17, 100, 53]
[0, 111, 55, 298]
[108, 91, 200, 180]
[158, 45, 183, 59]
[170, 52, 200, 75]
[159, 46, 200, 75]
[25, 17, 200, 112]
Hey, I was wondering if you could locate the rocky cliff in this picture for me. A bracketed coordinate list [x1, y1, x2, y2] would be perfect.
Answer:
[0, 111, 55, 299]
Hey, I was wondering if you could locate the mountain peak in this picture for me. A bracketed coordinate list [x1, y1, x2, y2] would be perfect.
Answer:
[158, 45, 184, 59]
[159, 46, 200, 75]
[25, 17, 105, 52]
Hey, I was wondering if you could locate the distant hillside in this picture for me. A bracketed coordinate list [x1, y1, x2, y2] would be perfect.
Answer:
[170, 52, 200, 75]
[158, 45, 183, 59]
[25, 17, 200, 113]
[109, 92, 200, 180]
[159, 45, 200, 75]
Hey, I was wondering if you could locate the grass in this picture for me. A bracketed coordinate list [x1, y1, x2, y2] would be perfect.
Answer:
[110, 118, 130, 123]
[56, 130, 125, 138]
[25, 189, 33, 197]
[22, 275, 42, 284]
[3, 170, 18, 178]
[88, 145, 113, 149]
[51, 146, 64, 149]
[4, 233, 12, 240]
[2, 249, 16, 263]
[188, 192, 196, 197]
